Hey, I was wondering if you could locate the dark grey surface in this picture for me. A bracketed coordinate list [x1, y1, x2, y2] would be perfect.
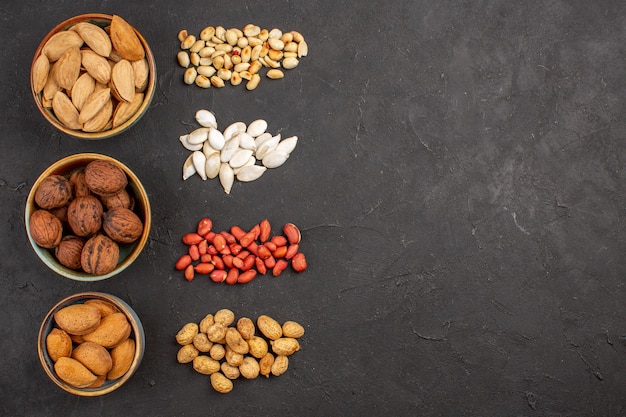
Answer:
[1, 1, 625, 415]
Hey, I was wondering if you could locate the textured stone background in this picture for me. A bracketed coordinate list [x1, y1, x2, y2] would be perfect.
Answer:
[1, 1, 624, 415]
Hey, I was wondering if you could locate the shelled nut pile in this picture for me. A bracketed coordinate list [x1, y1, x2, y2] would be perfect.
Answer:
[176, 24, 308, 90]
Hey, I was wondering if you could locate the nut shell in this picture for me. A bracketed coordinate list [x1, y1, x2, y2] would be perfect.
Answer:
[30, 209, 63, 248]
[46, 328, 73, 362]
[71, 341, 113, 376]
[102, 207, 143, 243]
[84, 159, 128, 197]
[100, 188, 134, 210]
[55, 235, 85, 270]
[107, 338, 135, 380]
[34, 175, 72, 209]
[80, 234, 120, 275]
[54, 303, 102, 335]
[54, 357, 98, 388]
[69, 169, 91, 197]
[67, 195, 104, 237]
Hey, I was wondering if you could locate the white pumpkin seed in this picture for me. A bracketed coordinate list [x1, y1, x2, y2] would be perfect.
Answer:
[253, 132, 274, 149]
[205, 152, 221, 179]
[202, 140, 219, 159]
[208, 128, 225, 150]
[236, 132, 256, 150]
[236, 164, 267, 182]
[220, 135, 240, 162]
[255, 134, 280, 160]
[247, 119, 267, 137]
[180, 134, 203, 151]
[219, 163, 234, 194]
[262, 150, 289, 169]
[183, 154, 196, 180]
[232, 155, 257, 175]
[229, 149, 254, 168]
[188, 127, 211, 145]
[275, 135, 298, 155]
[223, 121, 246, 141]
[192, 150, 208, 180]
[195, 109, 217, 128]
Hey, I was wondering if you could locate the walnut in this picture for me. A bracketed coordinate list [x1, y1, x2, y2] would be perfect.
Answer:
[30, 209, 63, 248]
[54, 235, 85, 270]
[99, 188, 134, 210]
[102, 207, 143, 243]
[34, 175, 72, 209]
[67, 195, 104, 237]
[69, 168, 91, 197]
[84, 160, 128, 197]
[81, 234, 120, 275]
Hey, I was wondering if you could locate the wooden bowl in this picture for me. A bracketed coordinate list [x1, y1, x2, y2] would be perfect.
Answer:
[30, 13, 156, 139]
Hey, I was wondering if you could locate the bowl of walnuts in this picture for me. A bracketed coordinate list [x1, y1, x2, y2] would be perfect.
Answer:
[25, 153, 151, 281]
[38, 291, 145, 396]
[30, 13, 156, 139]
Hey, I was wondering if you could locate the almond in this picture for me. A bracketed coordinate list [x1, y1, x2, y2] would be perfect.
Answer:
[131, 57, 150, 92]
[80, 49, 111, 84]
[55, 46, 81, 90]
[78, 87, 111, 124]
[42, 30, 84, 62]
[70, 72, 96, 111]
[54, 357, 98, 388]
[82, 98, 112, 132]
[71, 341, 113, 376]
[82, 312, 131, 348]
[110, 15, 145, 61]
[112, 92, 143, 128]
[54, 303, 102, 335]
[43, 62, 61, 101]
[108, 338, 135, 379]
[52, 90, 81, 129]
[111, 59, 135, 103]
[74, 22, 112, 57]
[32, 54, 50, 94]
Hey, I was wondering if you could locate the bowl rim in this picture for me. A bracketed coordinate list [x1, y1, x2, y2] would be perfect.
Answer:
[30, 13, 157, 140]
[25, 153, 152, 281]
[37, 291, 145, 396]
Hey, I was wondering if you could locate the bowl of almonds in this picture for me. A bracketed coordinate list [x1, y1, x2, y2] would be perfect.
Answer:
[38, 292, 145, 396]
[30, 13, 156, 139]
[25, 153, 151, 281]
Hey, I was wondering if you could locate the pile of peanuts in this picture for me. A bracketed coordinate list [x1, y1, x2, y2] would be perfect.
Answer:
[175, 217, 307, 283]
[176, 309, 305, 393]
[176, 24, 308, 90]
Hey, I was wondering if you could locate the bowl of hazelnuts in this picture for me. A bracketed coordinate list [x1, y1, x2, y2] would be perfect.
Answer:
[25, 153, 151, 281]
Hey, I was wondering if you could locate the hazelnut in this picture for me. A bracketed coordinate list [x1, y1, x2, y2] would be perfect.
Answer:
[54, 235, 85, 270]
[84, 160, 128, 197]
[30, 209, 63, 248]
[67, 195, 104, 237]
[34, 175, 72, 209]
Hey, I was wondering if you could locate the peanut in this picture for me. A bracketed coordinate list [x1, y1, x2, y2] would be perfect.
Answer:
[210, 372, 233, 393]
